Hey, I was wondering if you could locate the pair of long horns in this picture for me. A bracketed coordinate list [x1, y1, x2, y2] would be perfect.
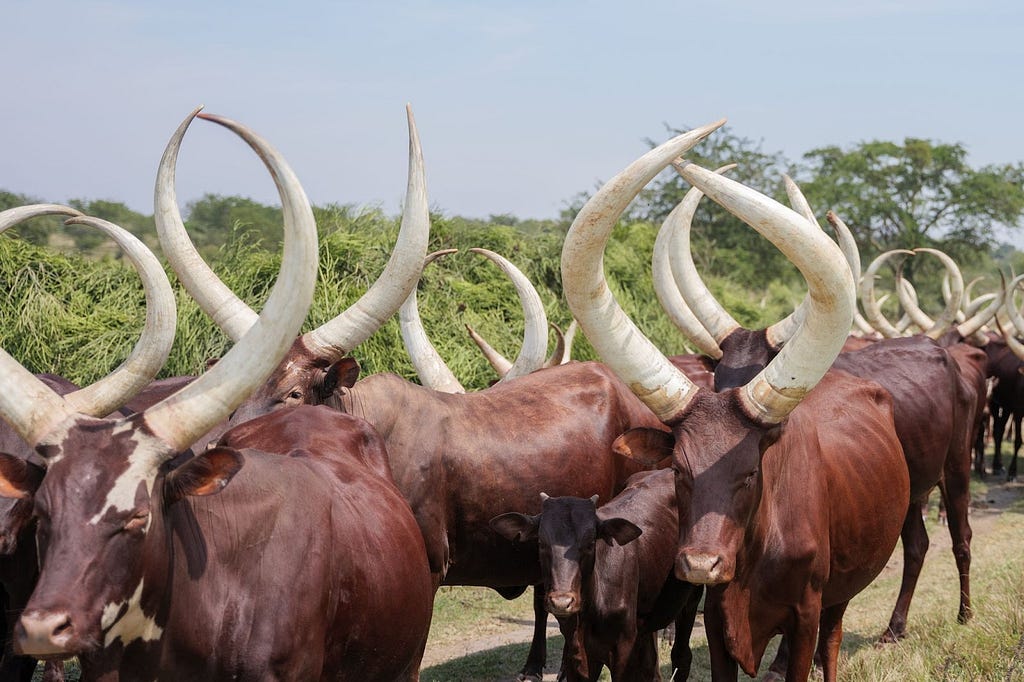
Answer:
[0, 204, 177, 438]
[0, 109, 318, 460]
[562, 121, 855, 425]
[156, 105, 430, 362]
[401, 248, 549, 393]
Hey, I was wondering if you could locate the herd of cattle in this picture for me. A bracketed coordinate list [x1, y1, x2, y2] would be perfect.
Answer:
[1, 107, 1022, 681]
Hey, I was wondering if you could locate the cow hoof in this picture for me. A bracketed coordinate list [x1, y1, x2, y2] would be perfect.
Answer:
[875, 629, 906, 646]
[518, 673, 543, 682]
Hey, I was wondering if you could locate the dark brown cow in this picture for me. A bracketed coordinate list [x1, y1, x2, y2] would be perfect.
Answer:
[0, 110, 434, 680]
[0, 203, 180, 682]
[560, 126, 909, 682]
[491, 469, 702, 681]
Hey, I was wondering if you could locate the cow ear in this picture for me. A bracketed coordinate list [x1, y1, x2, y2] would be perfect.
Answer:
[325, 357, 361, 394]
[0, 453, 45, 500]
[490, 512, 539, 543]
[598, 517, 642, 546]
[612, 428, 675, 467]
[165, 447, 245, 505]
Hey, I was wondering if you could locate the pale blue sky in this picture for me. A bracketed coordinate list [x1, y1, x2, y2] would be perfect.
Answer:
[3, 1, 1022, 224]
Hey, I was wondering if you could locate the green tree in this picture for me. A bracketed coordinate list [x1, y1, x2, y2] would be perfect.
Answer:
[798, 139, 1024, 264]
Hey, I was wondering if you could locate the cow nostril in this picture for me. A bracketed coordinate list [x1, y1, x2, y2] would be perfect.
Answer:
[52, 617, 72, 638]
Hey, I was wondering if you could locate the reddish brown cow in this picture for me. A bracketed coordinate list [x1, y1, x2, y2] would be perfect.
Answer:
[491, 469, 702, 681]
[560, 126, 909, 682]
[0, 110, 434, 680]
[664, 183, 985, 649]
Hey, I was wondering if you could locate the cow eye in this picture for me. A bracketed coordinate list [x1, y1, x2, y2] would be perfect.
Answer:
[124, 511, 149, 532]
[286, 389, 304, 402]
[744, 470, 758, 488]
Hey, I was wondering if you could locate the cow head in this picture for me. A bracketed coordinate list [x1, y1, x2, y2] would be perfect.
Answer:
[0, 108, 318, 658]
[560, 123, 854, 586]
[0, 416, 243, 656]
[490, 494, 640, 617]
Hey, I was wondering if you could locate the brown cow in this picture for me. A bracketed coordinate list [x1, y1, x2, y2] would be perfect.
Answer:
[0, 110, 434, 680]
[0, 203, 180, 682]
[560, 127, 909, 681]
[491, 469, 702, 681]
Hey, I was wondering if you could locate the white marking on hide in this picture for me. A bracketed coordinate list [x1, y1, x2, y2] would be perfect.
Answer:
[89, 424, 163, 525]
[102, 580, 163, 647]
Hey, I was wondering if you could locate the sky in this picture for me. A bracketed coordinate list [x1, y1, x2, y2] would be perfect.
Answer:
[2, 1, 1022, 229]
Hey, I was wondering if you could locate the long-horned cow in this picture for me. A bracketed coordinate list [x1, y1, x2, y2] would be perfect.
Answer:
[0, 203, 179, 681]
[561, 124, 909, 681]
[0, 110, 434, 680]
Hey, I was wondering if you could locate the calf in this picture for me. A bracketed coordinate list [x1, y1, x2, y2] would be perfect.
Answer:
[491, 469, 701, 681]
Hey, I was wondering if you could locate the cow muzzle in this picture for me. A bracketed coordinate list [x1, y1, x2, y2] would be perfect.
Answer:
[545, 590, 580, 617]
[16, 609, 78, 658]
[676, 551, 733, 584]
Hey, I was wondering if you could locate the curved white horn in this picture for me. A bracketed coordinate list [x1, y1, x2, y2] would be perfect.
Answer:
[665, 163, 741, 344]
[468, 248, 547, 381]
[400, 249, 464, 393]
[895, 273, 935, 332]
[59, 216, 177, 417]
[912, 248, 963, 339]
[562, 121, 725, 422]
[305, 104, 431, 357]
[467, 323, 514, 375]
[861, 250, 914, 338]
[155, 105, 259, 341]
[142, 111, 319, 455]
[677, 164, 856, 424]
[652, 166, 731, 358]
[0, 205, 86, 444]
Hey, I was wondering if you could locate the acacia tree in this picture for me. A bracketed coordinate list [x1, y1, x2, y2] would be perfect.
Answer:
[798, 138, 1024, 264]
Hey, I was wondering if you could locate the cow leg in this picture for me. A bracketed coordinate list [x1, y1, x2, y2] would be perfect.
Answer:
[783, 603, 820, 682]
[704, 599, 739, 682]
[879, 504, 930, 643]
[611, 631, 648, 682]
[991, 404, 1009, 475]
[973, 411, 987, 477]
[668, 585, 703, 680]
[1009, 412, 1023, 481]
[515, 585, 548, 681]
[938, 478, 973, 624]
[816, 602, 849, 682]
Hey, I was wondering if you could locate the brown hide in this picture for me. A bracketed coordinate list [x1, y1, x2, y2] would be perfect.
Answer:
[983, 338, 1024, 477]
[8, 405, 433, 680]
[670, 371, 908, 679]
[833, 335, 979, 637]
[338, 361, 666, 587]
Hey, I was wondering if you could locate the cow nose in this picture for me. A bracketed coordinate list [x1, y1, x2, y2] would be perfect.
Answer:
[546, 591, 579, 616]
[16, 610, 75, 657]
[676, 552, 731, 584]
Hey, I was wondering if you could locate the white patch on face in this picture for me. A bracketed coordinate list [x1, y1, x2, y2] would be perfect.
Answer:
[35, 414, 83, 466]
[102, 580, 163, 647]
[89, 423, 163, 525]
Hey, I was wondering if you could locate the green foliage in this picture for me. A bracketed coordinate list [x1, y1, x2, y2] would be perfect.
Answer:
[798, 138, 1024, 263]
